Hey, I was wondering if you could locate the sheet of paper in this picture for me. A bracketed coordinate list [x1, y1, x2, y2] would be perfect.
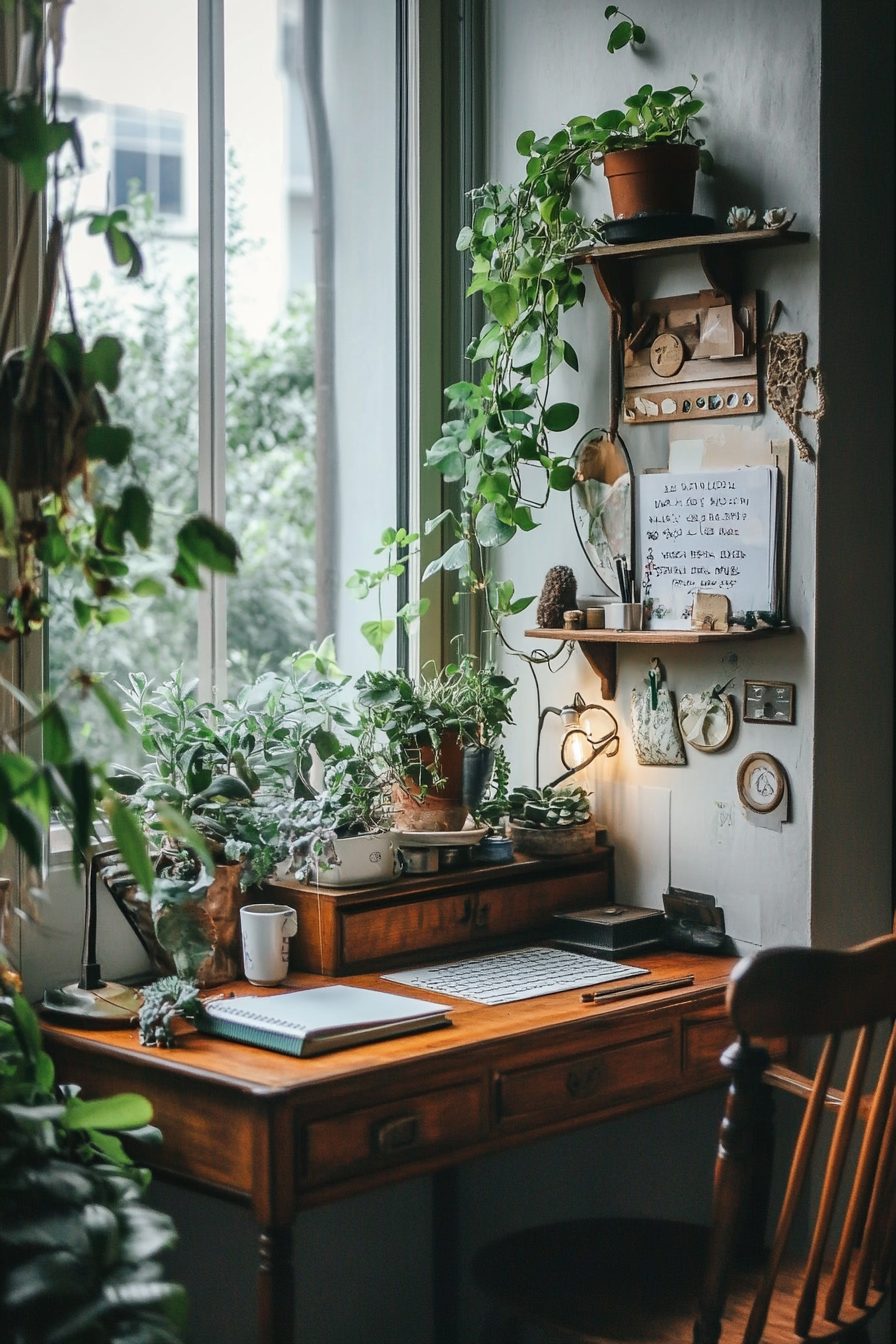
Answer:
[637, 467, 777, 629]
[592, 782, 670, 908]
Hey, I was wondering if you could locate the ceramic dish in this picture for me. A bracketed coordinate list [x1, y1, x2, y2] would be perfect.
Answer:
[391, 826, 488, 848]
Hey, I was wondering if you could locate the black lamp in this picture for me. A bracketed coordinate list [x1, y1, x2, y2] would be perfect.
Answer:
[41, 847, 142, 1027]
[536, 694, 619, 787]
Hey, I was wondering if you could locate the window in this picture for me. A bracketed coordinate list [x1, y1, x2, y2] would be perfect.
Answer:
[49, 0, 405, 760]
[112, 107, 185, 216]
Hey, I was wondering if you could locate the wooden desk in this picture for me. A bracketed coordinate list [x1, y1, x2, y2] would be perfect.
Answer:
[42, 950, 747, 1344]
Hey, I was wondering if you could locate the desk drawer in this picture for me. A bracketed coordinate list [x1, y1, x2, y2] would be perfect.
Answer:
[302, 1080, 481, 1184]
[497, 1028, 677, 1124]
[473, 870, 605, 939]
[341, 892, 477, 966]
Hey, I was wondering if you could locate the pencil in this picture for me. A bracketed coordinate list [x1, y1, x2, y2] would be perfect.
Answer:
[580, 974, 695, 1005]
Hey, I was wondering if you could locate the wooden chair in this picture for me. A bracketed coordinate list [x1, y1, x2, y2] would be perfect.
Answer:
[473, 934, 896, 1344]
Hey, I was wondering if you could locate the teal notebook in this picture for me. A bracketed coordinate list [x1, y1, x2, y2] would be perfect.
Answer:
[195, 984, 452, 1058]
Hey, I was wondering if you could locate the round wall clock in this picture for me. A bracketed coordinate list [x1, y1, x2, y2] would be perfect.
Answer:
[649, 332, 685, 378]
[736, 752, 786, 814]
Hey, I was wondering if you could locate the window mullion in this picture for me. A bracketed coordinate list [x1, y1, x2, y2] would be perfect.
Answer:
[197, 0, 227, 702]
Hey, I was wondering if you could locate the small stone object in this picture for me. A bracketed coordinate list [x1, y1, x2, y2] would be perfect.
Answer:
[563, 609, 584, 629]
[727, 206, 757, 232]
[536, 565, 577, 629]
[138, 975, 202, 1048]
[763, 207, 789, 229]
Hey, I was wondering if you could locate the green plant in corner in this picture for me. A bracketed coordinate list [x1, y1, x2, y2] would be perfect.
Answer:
[0, 966, 186, 1341]
[347, 526, 430, 665]
[509, 783, 591, 830]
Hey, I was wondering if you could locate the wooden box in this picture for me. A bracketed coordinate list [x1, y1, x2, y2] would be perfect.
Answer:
[265, 849, 613, 977]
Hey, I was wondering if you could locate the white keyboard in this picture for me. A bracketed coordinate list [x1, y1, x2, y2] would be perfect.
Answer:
[383, 947, 647, 1006]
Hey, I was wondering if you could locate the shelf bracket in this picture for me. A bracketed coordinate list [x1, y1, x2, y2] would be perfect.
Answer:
[577, 642, 617, 701]
[698, 245, 738, 303]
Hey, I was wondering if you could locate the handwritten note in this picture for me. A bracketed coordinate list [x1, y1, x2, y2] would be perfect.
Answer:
[637, 467, 777, 629]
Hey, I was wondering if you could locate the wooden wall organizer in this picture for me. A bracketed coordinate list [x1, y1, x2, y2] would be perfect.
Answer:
[524, 625, 793, 702]
[572, 226, 810, 432]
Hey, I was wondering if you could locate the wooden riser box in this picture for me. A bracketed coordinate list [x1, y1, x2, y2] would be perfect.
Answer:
[265, 849, 613, 977]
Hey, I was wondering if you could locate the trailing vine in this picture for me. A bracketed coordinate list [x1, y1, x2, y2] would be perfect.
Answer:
[422, 9, 710, 638]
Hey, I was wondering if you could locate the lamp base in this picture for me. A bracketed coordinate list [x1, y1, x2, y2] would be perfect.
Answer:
[41, 980, 143, 1028]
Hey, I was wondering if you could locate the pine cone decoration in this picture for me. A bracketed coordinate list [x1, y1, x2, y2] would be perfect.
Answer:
[536, 565, 577, 629]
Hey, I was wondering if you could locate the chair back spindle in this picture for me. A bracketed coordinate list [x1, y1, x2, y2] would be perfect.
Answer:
[696, 935, 896, 1344]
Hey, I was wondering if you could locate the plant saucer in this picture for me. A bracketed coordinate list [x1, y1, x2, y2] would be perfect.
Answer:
[391, 825, 488, 848]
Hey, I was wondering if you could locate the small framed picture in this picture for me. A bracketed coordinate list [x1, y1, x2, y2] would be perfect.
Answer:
[743, 680, 795, 725]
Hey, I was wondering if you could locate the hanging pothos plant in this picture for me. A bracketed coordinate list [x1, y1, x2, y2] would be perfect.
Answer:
[0, 1, 238, 889]
[422, 8, 710, 631]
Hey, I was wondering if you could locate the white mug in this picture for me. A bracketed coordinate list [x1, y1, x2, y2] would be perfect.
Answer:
[240, 904, 298, 986]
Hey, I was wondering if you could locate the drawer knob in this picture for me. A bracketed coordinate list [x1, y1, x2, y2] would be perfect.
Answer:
[373, 1114, 419, 1154]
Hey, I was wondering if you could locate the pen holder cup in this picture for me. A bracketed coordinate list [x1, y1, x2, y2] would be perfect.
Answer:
[606, 603, 642, 631]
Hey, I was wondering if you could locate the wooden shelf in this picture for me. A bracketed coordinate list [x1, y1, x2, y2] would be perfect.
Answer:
[571, 226, 810, 319]
[569, 226, 810, 267]
[525, 625, 793, 700]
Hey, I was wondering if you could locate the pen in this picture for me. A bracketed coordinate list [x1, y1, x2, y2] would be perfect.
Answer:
[580, 974, 695, 1005]
[617, 553, 631, 602]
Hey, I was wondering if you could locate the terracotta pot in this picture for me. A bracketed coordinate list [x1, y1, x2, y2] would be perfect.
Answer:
[391, 729, 470, 832]
[602, 144, 699, 219]
[509, 818, 596, 857]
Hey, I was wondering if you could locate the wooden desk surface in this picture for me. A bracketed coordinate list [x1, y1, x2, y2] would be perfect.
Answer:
[42, 950, 749, 1344]
[42, 950, 740, 1205]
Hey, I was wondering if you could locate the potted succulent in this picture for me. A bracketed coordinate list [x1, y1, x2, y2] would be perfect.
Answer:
[356, 659, 516, 833]
[508, 784, 596, 857]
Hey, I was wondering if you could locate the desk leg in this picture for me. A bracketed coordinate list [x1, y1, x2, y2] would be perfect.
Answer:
[258, 1224, 294, 1344]
[433, 1166, 460, 1344]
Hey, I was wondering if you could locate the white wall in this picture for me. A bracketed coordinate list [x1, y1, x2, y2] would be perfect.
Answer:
[489, 0, 824, 955]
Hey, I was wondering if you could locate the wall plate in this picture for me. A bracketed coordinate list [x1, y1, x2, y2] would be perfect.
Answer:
[744, 680, 795, 724]
[737, 752, 787, 814]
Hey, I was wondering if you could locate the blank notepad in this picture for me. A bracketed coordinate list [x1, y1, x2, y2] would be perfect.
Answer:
[383, 947, 647, 1006]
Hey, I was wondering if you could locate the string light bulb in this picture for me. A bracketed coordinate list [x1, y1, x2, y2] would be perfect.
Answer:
[537, 693, 620, 787]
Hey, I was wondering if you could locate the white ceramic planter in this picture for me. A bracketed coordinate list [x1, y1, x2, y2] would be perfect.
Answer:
[312, 832, 400, 887]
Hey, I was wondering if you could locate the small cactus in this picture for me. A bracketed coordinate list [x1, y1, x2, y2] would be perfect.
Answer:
[508, 784, 591, 829]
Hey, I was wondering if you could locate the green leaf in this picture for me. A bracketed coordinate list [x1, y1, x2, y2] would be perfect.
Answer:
[483, 283, 518, 328]
[604, 5, 619, 16]
[105, 765, 144, 796]
[422, 539, 469, 581]
[176, 515, 240, 576]
[563, 341, 579, 372]
[0, 478, 15, 544]
[42, 704, 72, 766]
[118, 485, 152, 549]
[513, 505, 538, 531]
[62, 1092, 153, 1132]
[424, 508, 458, 536]
[475, 502, 515, 548]
[608, 19, 633, 51]
[543, 402, 580, 433]
[516, 129, 536, 156]
[361, 619, 395, 657]
[109, 799, 155, 895]
[511, 330, 542, 369]
[538, 194, 561, 224]
[83, 335, 124, 391]
[470, 322, 504, 361]
[90, 680, 131, 733]
[132, 576, 166, 598]
[550, 462, 576, 491]
[455, 225, 473, 250]
[426, 437, 465, 482]
[84, 424, 133, 466]
[397, 598, 429, 626]
[191, 773, 253, 804]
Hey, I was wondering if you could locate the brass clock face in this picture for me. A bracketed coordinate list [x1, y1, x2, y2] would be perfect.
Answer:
[649, 332, 686, 379]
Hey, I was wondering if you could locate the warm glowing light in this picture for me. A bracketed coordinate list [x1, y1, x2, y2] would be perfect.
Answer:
[561, 728, 591, 769]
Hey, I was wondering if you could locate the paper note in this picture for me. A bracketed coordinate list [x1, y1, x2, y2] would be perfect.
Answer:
[638, 467, 777, 629]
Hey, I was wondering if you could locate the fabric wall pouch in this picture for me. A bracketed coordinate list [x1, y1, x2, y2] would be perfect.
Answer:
[631, 659, 687, 766]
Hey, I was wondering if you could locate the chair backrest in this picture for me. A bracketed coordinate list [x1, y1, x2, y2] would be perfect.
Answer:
[696, 934, 896, 1344]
